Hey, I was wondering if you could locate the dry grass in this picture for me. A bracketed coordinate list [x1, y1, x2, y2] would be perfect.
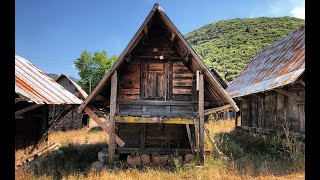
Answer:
[16, 119, 305, 180]
[48, 127, 108, 146]
[52, 167, 304, 180]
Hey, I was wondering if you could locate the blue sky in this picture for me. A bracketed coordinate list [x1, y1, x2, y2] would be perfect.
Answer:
[15, 0, 304, 79]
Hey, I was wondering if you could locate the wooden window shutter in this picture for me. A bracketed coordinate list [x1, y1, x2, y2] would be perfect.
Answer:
[157, 73, 166, 99]
[144, 72, 157, 99]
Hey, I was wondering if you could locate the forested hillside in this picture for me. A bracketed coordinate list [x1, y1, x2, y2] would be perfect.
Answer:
[184, 16, 304, 82]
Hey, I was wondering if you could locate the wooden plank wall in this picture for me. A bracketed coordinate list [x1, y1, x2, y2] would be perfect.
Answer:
[116, 123, 194, 153]
[118, 60, 141, 100]
[240, 83, 304, 133]
[172, 61, 194, 101]
[15, 105, 49, 157]
[117, 21, 198, 114]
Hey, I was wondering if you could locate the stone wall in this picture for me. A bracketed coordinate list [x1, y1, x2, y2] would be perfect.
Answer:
[48, 105, 87, 131]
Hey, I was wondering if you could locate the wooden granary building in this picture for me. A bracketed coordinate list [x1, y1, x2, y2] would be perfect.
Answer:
[15, 55, 82, 162]
[78, 4, 239, 165]
[48, 74, 89, 130]
[227, 26, 305, 133]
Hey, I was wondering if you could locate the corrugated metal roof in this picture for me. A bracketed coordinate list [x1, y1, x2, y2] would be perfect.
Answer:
[56, 74, 88, 99]
[15, 55, 83, 104]
[226, 26, 305, 98]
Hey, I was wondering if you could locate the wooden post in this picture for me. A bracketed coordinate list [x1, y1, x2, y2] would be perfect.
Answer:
[273, 92, 277, 129]
[262, 94, 266, 127]
[194, 119, 200, 159]
[249, 96, 252, 127]
[141, 124, 146, 151]
[198, 71, 204, 165]
[299, 105, 305, 133]
[186, 124, 195, 155]
[109, 71, 118, 166]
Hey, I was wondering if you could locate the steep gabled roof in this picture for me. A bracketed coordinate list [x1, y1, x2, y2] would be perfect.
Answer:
[15, 55, 82, 104]
[227, 26, 305, 98]
[78, 3, 238, 112]
[56, 74, 88, 99]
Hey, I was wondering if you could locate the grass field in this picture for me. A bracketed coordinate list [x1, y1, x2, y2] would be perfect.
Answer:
[15, 119, 305, 180]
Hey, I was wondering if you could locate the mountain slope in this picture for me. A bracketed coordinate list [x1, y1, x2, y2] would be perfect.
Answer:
[184, 16, 305, 82]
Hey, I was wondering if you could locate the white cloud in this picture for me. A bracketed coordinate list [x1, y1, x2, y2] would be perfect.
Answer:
[289, 0, 305, 19]
[248, 0, 305, 19]
[290, 7, 304, 19]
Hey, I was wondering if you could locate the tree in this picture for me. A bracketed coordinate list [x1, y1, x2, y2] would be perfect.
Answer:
[74, 50, 117, 93]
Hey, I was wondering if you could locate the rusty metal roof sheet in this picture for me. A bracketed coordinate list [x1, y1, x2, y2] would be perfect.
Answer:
[226, 26, 305, 98]
[15, 55, 83, 104]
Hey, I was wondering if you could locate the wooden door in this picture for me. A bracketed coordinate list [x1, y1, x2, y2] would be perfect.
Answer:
[144, 62, 167, 100]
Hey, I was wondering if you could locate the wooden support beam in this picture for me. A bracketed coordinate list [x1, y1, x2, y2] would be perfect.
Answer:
[117, 100, 199, 106]
[115, 116, 195, 124]
[124, 53, 132, 62]
[84, 107, 125, 147]
[198, 71, 204, 165]
[15, 104, 43, 116]
[299, 104, 305, 133]
[115, 148, 192, 154]
[204, 104, 233, 115]
[141, 124, 146, 150]
[143, 26, 148, 37]
[194, 119, 200, 160]
[186, 124, 195, 155]
[15, 97, 24, 104]
[132, 55, 182, 60]
[204, 101, 228, 107]
[296, 80, 305, 86]
[170, 33, 176, 47]
[196, 70, 200, 91]
[109, 71, 118, 165]
[274, 88, 304, 103]
[204, 125, 226, 158]
[183, 52, 191, 64]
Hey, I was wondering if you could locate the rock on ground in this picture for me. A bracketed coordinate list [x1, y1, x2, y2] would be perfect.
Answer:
[159, 155, 168, 166]
[140, 154, 150, 165]
[98, 151, 108, 164]
[151, 155, 161, 166]
[127, 154, 141, 166]
[91, 161, 103, 171]
[184, 154, 195, 163]
[167, 155, 175, 166]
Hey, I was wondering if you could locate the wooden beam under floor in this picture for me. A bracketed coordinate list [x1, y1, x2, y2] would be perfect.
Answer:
[84, 107, 125, 147]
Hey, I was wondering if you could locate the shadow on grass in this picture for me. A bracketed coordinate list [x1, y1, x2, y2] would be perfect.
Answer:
[88, 126, 103, 132]
[32, 143, 196, 179]
[214, 129, 305, 177]
[35, 142, 108, 179]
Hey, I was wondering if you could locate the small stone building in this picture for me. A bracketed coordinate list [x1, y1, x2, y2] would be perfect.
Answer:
[48, 74, 89, 130]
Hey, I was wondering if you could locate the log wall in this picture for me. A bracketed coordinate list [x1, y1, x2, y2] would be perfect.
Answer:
[240, 83, 305, 133]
